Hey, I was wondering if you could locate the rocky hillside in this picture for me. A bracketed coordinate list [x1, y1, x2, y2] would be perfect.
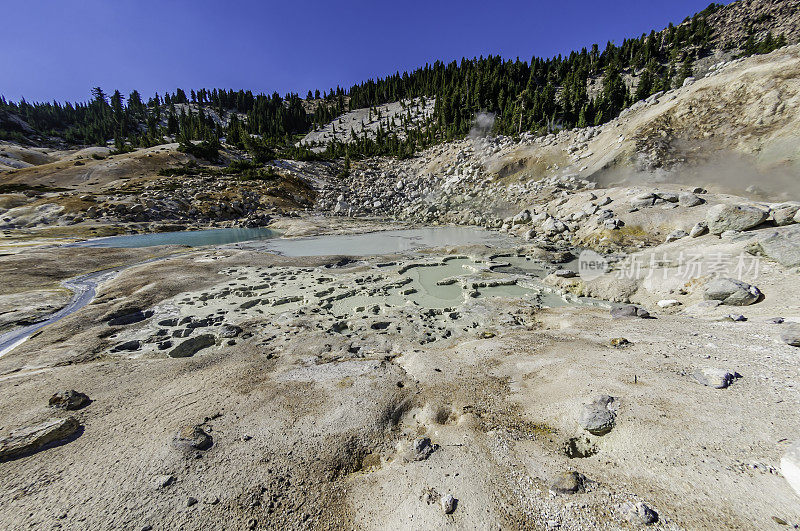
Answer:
[316, 44, 800, 251]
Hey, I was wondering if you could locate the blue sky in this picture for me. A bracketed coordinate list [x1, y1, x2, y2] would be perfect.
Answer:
[1, 0, 730, 104]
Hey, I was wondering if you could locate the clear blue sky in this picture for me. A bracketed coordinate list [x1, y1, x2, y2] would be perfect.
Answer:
[2, 0, 730, 104]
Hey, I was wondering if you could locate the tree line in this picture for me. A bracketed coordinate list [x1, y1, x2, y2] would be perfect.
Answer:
[0, 2, 792, 161]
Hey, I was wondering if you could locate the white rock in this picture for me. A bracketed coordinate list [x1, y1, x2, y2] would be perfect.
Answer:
[657, 299, 681, 308]
[782, 440, 800, 498]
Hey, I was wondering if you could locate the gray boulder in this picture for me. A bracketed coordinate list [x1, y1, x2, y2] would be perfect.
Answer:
[622, 501, 659, 525]
[0, 417, 81, 461]
[772, 203, 800, 226]
[693, 368, 741, 389]
[549, 471, 585, 495]
[172, 424, 213, 452]
[611, 305, 650, 319]
[706, 204, 768, 235]
[49, 390, 90, 410]
[169, 334, 216, 358]
[781, 325, 800, 347]
[704, 278, 761, 306]
[665, 229, 687, 243]
[219, 324, 242, 338]
[757, 225, 800, 267]
[678, 192, 703, 207]
[690, 221, 708, 237]
[578, 395, 616, 435]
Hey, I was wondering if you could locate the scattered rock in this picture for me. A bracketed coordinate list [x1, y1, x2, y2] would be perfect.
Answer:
[219, 324, 242, 338]
[410, 437, 437, 461]
[49, 390, 90, 410]
[187, 497, 198, 507]
[704, 277, 761, 306]
[781, 440, 800, 498]
[152, 474, 175, 490]
[693, 368, 741, 389]
[549, 471, 585, 495]
[665, 229, 687, 243]
[610, 305, 650, 319]
[678, 192, 703, 207]
[772, 203, 800, 226]
[781, 325, 800, 347]
[107, 309, 154, 326]
[622, 501, 659, 525]
[689, 221, 708, 237]
[111, 339, 142, 352]
[578, 395, 616, 435]
[706, 204, 768, 235]
[172, 425, 213, 452]
[554, 269, 578, 278]
[757, 225, 800, 267]
[0, 417, 81, 461]
[610, 337, 631, 348]
[169, 334, 216, 358]
[440, 494, 456, 514]
[725, 314, 747, 322]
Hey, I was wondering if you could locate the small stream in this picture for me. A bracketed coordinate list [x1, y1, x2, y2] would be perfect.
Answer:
[0, 269, 116, 357]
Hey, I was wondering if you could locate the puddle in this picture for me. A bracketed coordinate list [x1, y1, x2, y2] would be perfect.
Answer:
[249, 227, 505, 256]
[68, 227, 279, 248]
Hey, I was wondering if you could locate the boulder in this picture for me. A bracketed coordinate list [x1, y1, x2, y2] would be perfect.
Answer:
[409, 437, 437, 461]
[781, 325, 800, 347]
[49, 390, 90, 410]
[772, 203, 800, 226]
[169, 334, 216, 358]
[706, 204, 768, 234]
[0, 417, 81, 461]
[703, 278, 761, 305]
[781, 440, 800, 498]
[757, 226, 800, 267]
[665, 230, 687, 243]
[578, 395, 616, 435]
[678, 192, 703, 207]
[622, 502, 659, 525]
[693, 368, 741, 389]
[689, 221, 708, 238]
[611, 305, 650, 319]
[549, 471, 585, 495]
[219, 324, 242, 338]
[172, 424, 213, 452]
[440, 494, 456, 514]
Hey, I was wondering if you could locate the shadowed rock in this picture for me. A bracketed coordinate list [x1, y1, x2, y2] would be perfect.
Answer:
[693, 368, 741, 389]
[706, 204, 768, 234]
[49, 390, 90, 410]
[758, 225, 800, 267]
[781, 325, 800, 347]
[169, 334, 216, 358]
[611, 305, 650, 319]
[578, 395, 616, 435]
[704, 278, 761, 306]
[549, 471, 585, 495]
[172, 424, 213, 452]
[0, 417, 81, 461]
